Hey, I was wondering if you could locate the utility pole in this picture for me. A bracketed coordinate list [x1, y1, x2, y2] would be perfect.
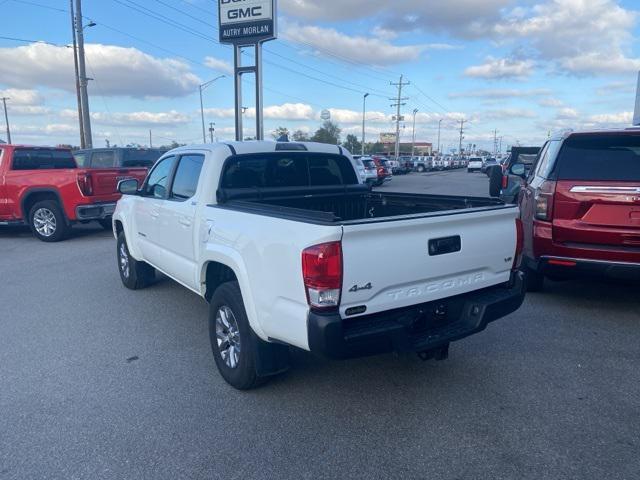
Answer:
[390, 75, 410, 160]
[437, 119, 442, 155]
[75, 0, 92, 148]
[70, 0, 85, 148]
[411, 108, 418, 157]
[458, 119, 465, 155]
[1, 97, 11, 144]
[149, 130, 152, 148]
[493, 129, 498, 155]
[361, 93, 369, 156]
[209, 122, 215, 143]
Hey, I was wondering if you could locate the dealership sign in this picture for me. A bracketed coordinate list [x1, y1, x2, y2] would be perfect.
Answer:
[218, 0, 277, 45]
[380, 132, 397, 144]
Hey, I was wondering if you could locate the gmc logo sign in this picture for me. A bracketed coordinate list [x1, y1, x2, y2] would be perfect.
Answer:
[227, 5, 262, 20]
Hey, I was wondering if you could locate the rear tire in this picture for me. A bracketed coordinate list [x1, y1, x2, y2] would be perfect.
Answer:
[523, 266, 545, 292]
[417, 165, 425, 173]
[117, 232, 155, 290]
[209, 281, 266, 390]
[29, 200, 69, 242]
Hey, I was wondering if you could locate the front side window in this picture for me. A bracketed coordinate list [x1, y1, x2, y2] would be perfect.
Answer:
[145, 156, 176, 198]
[171, 155, 204, 200]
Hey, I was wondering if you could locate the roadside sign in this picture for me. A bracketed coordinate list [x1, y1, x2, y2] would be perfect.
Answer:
[218, 0, 277, 45]
[320, 109, 331, 121]
[380, 132, 397, 144]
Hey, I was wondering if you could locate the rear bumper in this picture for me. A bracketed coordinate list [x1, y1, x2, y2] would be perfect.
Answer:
[537, 256, 640, 281]
[307, 271, 525, 359]
[75, 202, 116, 221]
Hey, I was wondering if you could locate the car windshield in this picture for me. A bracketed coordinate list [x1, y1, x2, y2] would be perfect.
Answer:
[556, 134, 640, 181]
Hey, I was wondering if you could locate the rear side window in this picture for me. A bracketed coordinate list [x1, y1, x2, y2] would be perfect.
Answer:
[171, 154, 204, 200]
[12, 149, 76, 170]
[122, 149, 166, 167]
[73, 153, 87, 167]
[90, 151, 115, 168]
[221, 153, 357, 189]
[556, 135, 640, 181]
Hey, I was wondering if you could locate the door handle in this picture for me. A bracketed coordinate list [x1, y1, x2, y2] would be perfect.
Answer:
[150, 211, 160, 219]
[179, 217, 192, 227]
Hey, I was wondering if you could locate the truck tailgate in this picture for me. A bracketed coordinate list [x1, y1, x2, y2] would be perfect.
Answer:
[340, 207, 518, 317]
[89, 168, 148, 195]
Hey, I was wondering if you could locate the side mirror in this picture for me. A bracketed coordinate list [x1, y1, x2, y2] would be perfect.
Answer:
[118, 178, 139, 195]
[510, 163, 526, 177]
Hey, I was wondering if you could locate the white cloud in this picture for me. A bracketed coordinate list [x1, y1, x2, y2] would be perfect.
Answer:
[0, 43, 201, 97]
[482, 108, 537, 120]
[204, 103, 315, 121]
[596, 81, 636, 96]
[90, 111, 191, 126]
[282, 23, 424, 65]
[586, 111, 632, 126]
[204, 56, 233, 75]
[538, 97, 564, 107]
[450, 88, 551, 99]
[0, 88, 44, 105]
[494, 0, 640, 75]
[464, 57, 534, 79]
[556, 107, 579, 120]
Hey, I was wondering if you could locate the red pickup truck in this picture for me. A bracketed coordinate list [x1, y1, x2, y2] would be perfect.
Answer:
[491, 129, 640, 290]
[0, 145, 147, 242]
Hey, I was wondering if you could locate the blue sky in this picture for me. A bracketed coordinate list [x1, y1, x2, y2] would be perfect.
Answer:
[1, 0, 639, 152]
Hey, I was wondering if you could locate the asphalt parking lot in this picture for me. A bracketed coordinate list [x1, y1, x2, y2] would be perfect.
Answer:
[1, 169, 639, 480]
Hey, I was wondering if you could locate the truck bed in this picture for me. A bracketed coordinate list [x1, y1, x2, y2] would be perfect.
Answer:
[216, 185, 507, 225]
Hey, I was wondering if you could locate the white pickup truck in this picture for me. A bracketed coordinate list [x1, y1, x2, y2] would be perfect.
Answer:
[112, 141, 525, 389]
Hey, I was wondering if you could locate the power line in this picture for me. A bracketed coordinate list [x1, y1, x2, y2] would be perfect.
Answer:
[0, 35, 61, 46]
[9, 0, 66, 12]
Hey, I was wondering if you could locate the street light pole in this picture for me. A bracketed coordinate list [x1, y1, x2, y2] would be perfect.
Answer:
[411, 108, 418, 157]
[1, 97, 11, 144]
[437, 119, 443, 155]
[361, 93, 369, 156]
[75, 0, 92, 148]
[199, 75, 225, 143]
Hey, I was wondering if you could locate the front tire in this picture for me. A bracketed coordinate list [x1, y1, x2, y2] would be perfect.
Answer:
[29, 200, 69, 242]
[117, 232, 155, 290]
[209, 281, 267, 390]
[417, 165, 425, 173]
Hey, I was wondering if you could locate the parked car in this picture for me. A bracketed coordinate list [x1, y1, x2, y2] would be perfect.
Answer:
[413, 156, 432, 172]
[73, 147, 167, 169]
[490, 129, 640, 291]
[113, 141, 525, 389]
[467, 157, 483, 173]
[482, 158, 498, 174]
[371, 156, 392, 186]
[360, 157, 379, 185]
[0, 144, 147, 241]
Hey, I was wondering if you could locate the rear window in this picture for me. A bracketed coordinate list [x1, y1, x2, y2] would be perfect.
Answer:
[362, 159, 375, 168]
[556, 135, 640, 181]
[12, 149, 76, 170]
[122, 149, 166, 167]
[221, 153, 358, 189]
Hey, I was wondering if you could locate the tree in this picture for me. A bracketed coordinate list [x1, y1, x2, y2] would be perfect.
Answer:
[291, 129, 310, 141]
[311, 121, 341, 145]
[272, 126, 290, 140]
[365, 141, 383, 155]
[342, 134, 361, 154]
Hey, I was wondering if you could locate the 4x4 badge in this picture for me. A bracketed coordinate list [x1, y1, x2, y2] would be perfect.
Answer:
[349, 282, 372, 292]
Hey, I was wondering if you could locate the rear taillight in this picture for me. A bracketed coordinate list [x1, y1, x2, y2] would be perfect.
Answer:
[77, 172, 93, 196]
[513, 218, 524, 270]
[501, 175, 508, 189]
[377, 167, 385, 176]
[534, 180, 556, 221]
[302, 242, 343, 309]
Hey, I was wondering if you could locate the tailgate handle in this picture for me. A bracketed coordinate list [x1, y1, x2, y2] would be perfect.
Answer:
[428, 236, 461, 256]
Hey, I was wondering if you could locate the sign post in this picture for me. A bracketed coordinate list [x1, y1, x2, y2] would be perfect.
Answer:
[218, 0, 277, 141]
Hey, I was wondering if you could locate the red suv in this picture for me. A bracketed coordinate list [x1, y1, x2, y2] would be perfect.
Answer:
[494, 129, 640, 290]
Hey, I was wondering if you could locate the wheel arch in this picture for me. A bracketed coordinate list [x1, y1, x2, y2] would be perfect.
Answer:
[21, 188, 67, 223]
